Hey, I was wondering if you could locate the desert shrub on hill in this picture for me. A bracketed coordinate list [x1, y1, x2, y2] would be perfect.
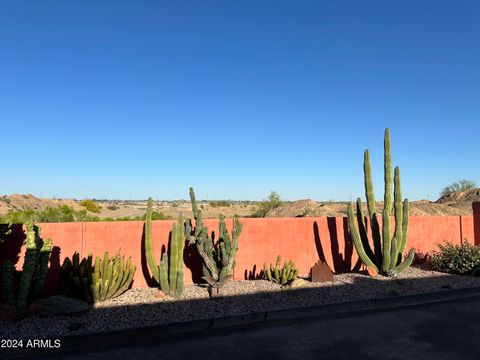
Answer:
[0, 205, 100, 223]
[440, 179, 476, 197]
[250, 191, 283, 218]
[208, 200, 231, 207]
[79, 199, 101, 213]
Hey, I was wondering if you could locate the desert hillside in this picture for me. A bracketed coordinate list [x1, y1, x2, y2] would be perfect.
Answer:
[1, 189, 480, 220]
[267, 188, 480, 217]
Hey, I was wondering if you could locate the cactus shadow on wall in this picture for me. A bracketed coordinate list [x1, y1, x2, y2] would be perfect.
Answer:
[313, 219, 362, 273]
[141, 223, 158, 287]
[183, 241, 204, 284]
[244, 264, 264, 280]
[0, 224, 25, 267]
[43, 246, 61, 295]
[473, 202, 480, 246]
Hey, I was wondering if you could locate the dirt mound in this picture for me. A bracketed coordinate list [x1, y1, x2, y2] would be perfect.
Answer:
[436, 188, 480, 204]
[267, 199, 324, 217]
[0, 194, 83, 215]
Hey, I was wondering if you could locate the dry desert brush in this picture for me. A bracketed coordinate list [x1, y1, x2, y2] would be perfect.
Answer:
[347, 128, 415, 276]
[185, 187, 242, 296]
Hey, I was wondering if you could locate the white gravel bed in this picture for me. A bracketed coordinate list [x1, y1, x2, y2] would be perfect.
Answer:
[2, 267, 480, 340]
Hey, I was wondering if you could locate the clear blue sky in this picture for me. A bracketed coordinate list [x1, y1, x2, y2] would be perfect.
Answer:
[1, 1, 479, 201]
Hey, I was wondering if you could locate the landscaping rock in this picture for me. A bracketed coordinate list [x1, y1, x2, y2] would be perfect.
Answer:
[284, 278, 310, 289]
[33, 296, 90, 317]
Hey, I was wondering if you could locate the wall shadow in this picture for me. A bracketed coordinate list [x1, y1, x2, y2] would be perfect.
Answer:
[0, 223, 26, 267]
[244, 264, 264, 280]
[314, 219, 362, 273]
[43, 246, 61, 295]
[141, 223, 157, 287]
[473, 202, 480, 246]
[2, 272, 477, 359]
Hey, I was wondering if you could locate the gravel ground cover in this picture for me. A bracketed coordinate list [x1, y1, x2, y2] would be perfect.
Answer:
[2, 266, 480, 340]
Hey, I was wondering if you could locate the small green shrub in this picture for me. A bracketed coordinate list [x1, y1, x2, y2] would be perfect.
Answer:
[79, 200, 101, 213]
[1, 196, 11, 204]
[0, 205, 101, 223]
[107, 205, 119, 211]
[431, 240, 480, 275]
[251, 191, 283, 218]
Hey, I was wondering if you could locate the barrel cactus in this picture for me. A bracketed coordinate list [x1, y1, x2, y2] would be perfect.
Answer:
[263, 255, 298, 285]
[347, 128, 414, 276]
[185, 188, 242, 292]
[1, 222, 52, 317]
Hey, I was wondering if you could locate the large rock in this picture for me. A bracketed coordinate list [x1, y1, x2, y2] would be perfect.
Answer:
[282, 278, 311, 290]
[32, 295, 90, 317]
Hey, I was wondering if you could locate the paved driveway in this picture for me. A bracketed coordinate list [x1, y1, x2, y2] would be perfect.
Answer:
[27, 296, 480, 359]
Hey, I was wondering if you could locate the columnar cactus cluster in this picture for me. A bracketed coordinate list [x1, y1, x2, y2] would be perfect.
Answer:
[347, 128, 415, 276]
[59, 252, 93, 303]
[263, 255, 298, 285]
[145, 197, 185, 297]
[1, 222, 52, 317]
[93, 251, 136, 301]
[185, 187, 242, 286]
[59, 250, 136, 303]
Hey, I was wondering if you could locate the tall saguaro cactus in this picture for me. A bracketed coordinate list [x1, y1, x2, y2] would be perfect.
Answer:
[185, 187, 242, 285]
[144, 197, 185, 297]
[347, 129, 414, 276]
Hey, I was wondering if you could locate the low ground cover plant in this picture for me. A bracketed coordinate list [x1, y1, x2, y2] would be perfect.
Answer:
[431, 240, 480, 275]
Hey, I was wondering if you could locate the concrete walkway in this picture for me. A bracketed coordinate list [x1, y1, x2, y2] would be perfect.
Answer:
[45, 296, 480, 359]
